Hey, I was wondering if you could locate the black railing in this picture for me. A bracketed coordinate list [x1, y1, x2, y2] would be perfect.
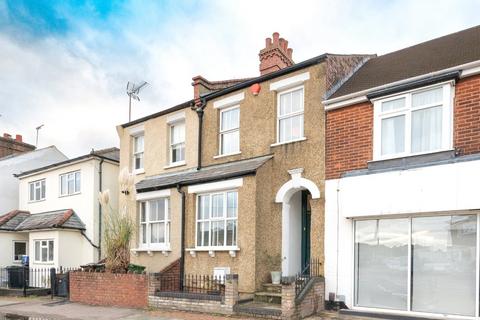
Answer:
[0, 266, 78, 293]
[294, 258, 321, 298]
[155, 273, 225, 297]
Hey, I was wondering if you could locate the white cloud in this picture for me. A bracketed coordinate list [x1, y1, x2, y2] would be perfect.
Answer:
[0, 0, 479, 157]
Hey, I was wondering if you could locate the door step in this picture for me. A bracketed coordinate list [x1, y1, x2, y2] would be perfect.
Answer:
[234, 301, 282, 319]
[254, 291, 282, 304]
[262, 283, 282, 294]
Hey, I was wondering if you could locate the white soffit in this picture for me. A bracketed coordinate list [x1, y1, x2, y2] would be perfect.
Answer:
[188, 178, 244, 194]
[213, 92, 245, 109]
[136, 189, 171, 200]
[270, 72, 310, 91]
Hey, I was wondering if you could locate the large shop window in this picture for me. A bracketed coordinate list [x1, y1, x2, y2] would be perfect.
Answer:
[373, 84, 452, 160]
[354, 214, 477, 317]
[139, 198, 170, 249]
[196, 191, 238, 248]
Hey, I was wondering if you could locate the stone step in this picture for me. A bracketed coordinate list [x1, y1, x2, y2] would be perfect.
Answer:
[262, 283, 282, 294]
[234, 301, 282, 319]
[254, 291, 282, 304]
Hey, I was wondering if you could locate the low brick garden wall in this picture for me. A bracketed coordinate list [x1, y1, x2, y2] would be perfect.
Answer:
[70, 271, 148, 308]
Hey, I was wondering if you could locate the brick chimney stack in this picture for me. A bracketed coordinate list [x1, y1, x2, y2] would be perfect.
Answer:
[0, 132, 35, 157]
[259, 32, 294, 75]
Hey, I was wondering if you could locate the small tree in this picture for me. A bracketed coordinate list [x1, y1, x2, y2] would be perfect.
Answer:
[99, 168, 135, 273]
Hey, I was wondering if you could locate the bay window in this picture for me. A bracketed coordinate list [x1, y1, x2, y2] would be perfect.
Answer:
[34, 239, 54, 263]
[354, 214, 477, 317]
[59, 171, 81, 196]
[170, 122, 185, 164]
[196, 191, 238, 248]
[219, 106, 240, 155]
[29, 179, 46, 202]
[139, 198, 170, 249]
[374, 83, 453, 159]
[277, 86, 304, 143]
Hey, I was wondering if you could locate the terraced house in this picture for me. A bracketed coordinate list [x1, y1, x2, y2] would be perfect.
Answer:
[118, 32, 371, 300]
[324, 25, 480, 318]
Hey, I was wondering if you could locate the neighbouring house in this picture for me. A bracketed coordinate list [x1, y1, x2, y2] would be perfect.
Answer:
[0, 133, 35, 158]
[118, 32, 372, 298]
[0, 145, 67, 215]
[0, 148, 119, 269]
[323, 25, 480, 318]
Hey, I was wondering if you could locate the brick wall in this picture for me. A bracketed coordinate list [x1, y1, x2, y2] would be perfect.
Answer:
[0, 135, 35, 158]
[454, 75, 480, 155]
[282, 277, 325, 319]
[325, 102, 373, 179]
[70, 272, 148, 308]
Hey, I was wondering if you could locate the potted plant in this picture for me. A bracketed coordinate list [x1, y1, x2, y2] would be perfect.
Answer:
[265, 253, 283, 285]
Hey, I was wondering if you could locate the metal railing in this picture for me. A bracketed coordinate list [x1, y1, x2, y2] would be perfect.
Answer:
[294, 258, 321, 298]
[155, 273, 225, 297]
[0, 266, 78, 294]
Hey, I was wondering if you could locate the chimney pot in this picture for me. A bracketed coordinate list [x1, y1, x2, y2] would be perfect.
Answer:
[259, 32, 294, 75]
[272, 32, 280, 44]
[15, 134, 22, 142]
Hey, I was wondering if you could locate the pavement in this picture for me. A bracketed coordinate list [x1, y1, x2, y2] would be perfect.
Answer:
[0, 296, 256, 320]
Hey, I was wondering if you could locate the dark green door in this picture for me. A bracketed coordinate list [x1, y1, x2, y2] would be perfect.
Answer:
[301, 191, 311, 272]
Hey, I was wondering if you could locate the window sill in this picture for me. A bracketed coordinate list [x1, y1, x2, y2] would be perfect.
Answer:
[270, 137, 307, 147]
[368, 149, 456, 171]
[133, 168, 145, 175]
[59, 192, 81, 198]
[33, 261, 54, 265]
[164, 161, 186, 169]
[185, 247, 240, 258]
[131, 248, 171, 257]
[28, 199, 46, 204]
[213, 152, 241, 159]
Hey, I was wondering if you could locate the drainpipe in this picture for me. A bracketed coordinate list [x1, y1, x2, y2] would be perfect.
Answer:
[176, 184, 186, 289]
[194, 97, 207, 171]
[98, 158, 104, 261]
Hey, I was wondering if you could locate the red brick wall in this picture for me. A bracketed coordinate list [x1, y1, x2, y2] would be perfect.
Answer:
[326, 102, 373, 179]
[454, 75, 480, 155]
[70, 272, 148, 308]
[325, 75, 480, 180]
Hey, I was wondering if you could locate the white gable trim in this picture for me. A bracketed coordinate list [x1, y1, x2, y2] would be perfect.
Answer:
[188, 178, 243, 194]
[129, 125, 145, 136]
[213, 92, 245, 109]
[270, 72, 310, 92]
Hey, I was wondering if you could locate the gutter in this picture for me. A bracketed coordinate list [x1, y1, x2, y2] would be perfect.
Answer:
[176, 184, 186, 289]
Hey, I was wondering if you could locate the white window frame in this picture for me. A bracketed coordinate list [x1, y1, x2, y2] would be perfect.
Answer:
[219, 105, 240, 156]
[169, 121, 186, 165]
[29, 179, 46, 202]
[195, 190, 238, 249]
[373, 82, 454, 160]
[276, 85, 305, 144]
[12, 241, 27, 263]
[132, 134, 145, 173]
[34, 239, 54, 263]
[59, 170, 81, 197]
[139, 198, 170, 250]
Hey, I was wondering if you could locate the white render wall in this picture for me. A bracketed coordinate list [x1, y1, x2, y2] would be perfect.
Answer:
[0, 232, 28, 267]
[18, 158, 119, 266]
[324, 158, 480, 307]
[0, 146, 66, 214]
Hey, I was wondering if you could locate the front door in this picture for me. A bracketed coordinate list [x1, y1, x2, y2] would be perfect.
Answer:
[301, 191, 311, 272]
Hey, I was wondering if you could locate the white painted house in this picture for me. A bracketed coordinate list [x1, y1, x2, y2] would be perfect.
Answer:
[0, 148, 119, 269]
[0, 146, 67, 214]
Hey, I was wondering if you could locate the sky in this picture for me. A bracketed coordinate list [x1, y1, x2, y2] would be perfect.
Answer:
[0, 0, 479, 157]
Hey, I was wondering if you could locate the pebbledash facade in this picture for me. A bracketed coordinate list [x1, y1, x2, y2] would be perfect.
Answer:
[0, 148, 119, 269]
[118, 33, 371, 295]
[324, 26, 480, 318]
